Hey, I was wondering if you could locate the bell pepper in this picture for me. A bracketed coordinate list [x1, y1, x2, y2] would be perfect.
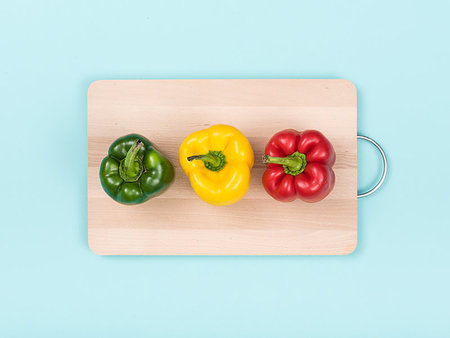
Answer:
[179, 124, 254, 206]
[262, 129, 336, 203]
[99, 134, 174, 205]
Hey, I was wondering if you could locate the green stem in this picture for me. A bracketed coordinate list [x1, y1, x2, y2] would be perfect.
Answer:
[263, 151, 307, 176]
[187, 154, 221, 167]
[187, 150, 226, 171]
[123, 139, 144, 179]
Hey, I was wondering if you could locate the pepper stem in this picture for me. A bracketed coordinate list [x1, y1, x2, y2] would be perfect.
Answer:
[187, 150, 226, 171]
[263, 151, 307, 176]
[120, 139, 144, 181]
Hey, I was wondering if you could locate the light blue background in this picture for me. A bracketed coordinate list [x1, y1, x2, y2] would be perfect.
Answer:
[1, 1, 449, 337]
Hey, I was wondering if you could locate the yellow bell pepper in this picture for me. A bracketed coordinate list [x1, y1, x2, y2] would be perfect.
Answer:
[179, 124, 254, 206]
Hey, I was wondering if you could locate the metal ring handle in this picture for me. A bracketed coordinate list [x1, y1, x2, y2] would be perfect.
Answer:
[357, 135, 388, 198]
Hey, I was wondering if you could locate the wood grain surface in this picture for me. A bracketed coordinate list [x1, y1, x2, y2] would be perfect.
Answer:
[88, 79, 357, 255]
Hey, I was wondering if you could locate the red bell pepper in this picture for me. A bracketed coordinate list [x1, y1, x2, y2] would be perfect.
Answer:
[262, 129, 336, 203]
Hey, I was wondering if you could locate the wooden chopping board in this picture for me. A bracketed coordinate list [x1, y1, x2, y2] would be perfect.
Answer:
[88, 79, 357, 255]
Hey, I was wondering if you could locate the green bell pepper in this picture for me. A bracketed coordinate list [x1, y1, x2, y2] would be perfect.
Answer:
[99, 134, 175, 205]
